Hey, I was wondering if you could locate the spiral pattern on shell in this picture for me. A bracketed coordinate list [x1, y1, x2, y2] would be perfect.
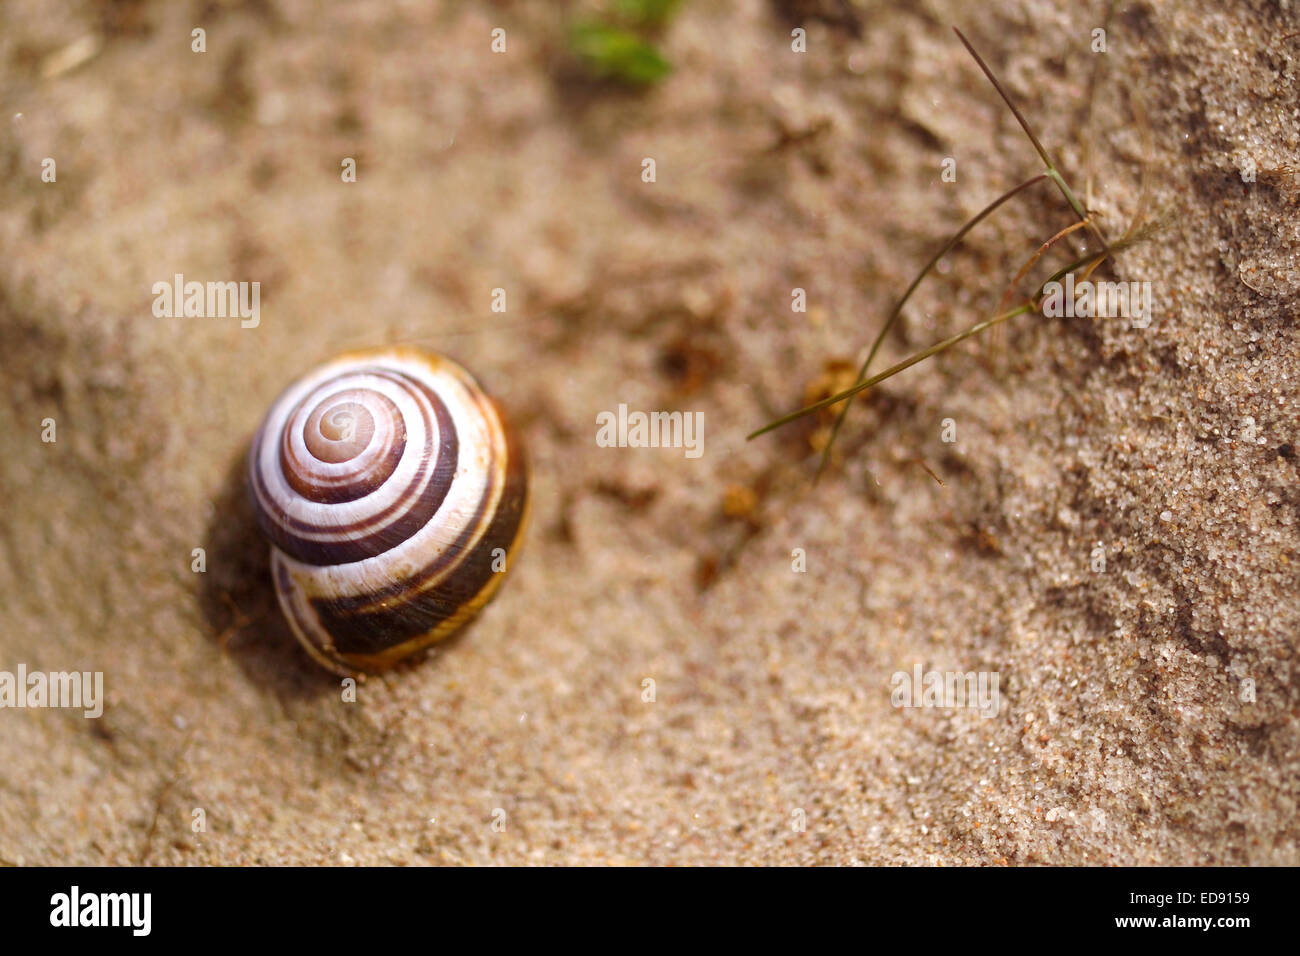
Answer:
[248, 347, 528, 675]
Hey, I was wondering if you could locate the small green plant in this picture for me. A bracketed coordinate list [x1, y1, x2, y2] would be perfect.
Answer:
[569, 1, 683, 86]
[749, 26, 1152, 473]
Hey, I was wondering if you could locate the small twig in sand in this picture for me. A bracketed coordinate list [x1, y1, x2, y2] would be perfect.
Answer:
[137, 731, 195, 865]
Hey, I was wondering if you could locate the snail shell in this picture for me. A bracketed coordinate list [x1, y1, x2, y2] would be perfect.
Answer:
[247, 347, 528, 675]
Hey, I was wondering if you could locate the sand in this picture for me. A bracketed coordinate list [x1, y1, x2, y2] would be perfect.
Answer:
[0, 0, 1296, 865]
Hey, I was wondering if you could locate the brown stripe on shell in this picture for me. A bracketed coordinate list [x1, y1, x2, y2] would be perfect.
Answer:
[250, 368, 459, 566]
[283, 389, 405, 503]
[253, 369, 440, 550]
[308, 382, 506, 618]
[305, 405, 528, 656]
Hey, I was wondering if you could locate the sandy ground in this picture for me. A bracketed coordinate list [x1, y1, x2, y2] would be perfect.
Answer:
[0, 0, 1296, 865]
